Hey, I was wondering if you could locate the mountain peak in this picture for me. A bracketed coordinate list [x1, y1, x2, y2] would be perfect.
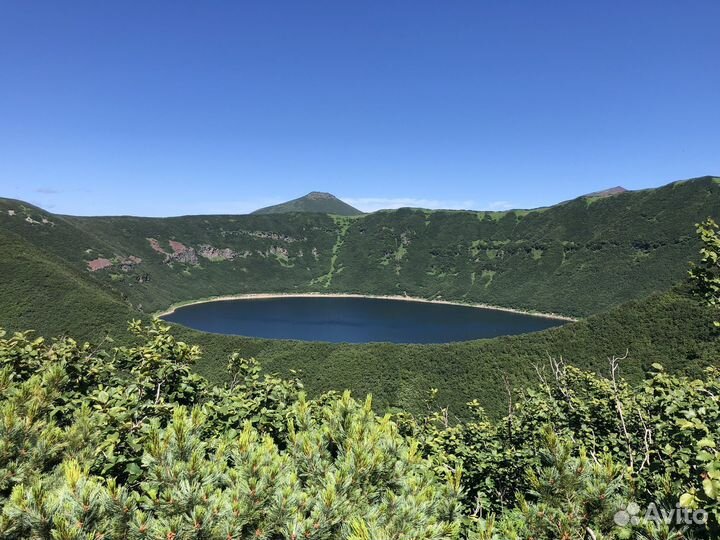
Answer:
[305, 191, 337, 200]
[583, 186, 628, 198]
[251, 191, 362, 215]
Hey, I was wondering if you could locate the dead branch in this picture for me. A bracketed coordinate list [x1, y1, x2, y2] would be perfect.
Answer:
[609, 350, 634, 472]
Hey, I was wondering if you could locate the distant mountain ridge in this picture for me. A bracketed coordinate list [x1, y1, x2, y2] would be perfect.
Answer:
[252, 191, 363, 215]
[251, 186, 629, 216]
[253, 185, 630, 216]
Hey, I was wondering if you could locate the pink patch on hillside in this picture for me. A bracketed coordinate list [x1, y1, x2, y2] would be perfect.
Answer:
[88, 258, 112, 272]
[147, 238, 167, 254]
[168, 240, 187, 253]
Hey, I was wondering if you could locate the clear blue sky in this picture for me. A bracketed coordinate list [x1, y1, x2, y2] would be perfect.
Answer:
[1, 1, 718, 216]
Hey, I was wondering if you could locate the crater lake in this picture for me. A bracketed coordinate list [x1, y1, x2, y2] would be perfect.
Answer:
[161, 296, 567, 343]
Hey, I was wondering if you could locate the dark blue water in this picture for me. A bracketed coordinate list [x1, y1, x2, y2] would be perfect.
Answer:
[162, 296, 565, 344]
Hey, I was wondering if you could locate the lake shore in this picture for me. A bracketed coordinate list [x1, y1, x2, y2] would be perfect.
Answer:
[154, 292, 579, 322]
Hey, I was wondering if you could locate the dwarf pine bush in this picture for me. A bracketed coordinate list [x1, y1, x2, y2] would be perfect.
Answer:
[0, 322, 463, 539]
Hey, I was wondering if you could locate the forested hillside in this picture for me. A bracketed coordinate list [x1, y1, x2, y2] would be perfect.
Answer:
[1, 176, 718, 323]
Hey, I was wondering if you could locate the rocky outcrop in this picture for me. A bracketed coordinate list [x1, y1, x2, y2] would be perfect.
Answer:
[147, 238, 198, 265]
[87, 255, 142, 272]
[269, 246, 289, 259]
[198, 245, 237, 261]
[147, 238, 167, 254]
[120, 255, 142, 272]
[87, 258, 113, 272]
[168, 241, 198, 265]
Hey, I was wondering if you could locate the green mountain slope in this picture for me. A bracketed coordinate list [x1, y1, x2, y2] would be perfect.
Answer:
[0, 227, 131, 340]
[251, 191, 363, 215]
[331, 177, 720, 315]
[1, 176, 717, 319]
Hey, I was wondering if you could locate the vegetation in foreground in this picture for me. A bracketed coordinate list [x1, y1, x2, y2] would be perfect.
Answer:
[0, 219, 718, 539]
[1, 320, 719, 539]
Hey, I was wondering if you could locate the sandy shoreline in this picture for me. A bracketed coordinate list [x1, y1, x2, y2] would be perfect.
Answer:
[154, 292, 578, 322]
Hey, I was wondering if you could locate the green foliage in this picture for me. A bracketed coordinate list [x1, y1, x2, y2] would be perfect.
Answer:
[8, 401, 458, 539]
[689, 217, 720, 326]
[403, 360, 720, 538]
[0, 323, 463, 539]
[1, 178, 720, 538]
[2, 323, 719, 539]
[468, 427, 628, 540]
[681, 437, 720, 533]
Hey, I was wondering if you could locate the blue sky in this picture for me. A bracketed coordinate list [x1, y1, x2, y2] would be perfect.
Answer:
[0, 1, 718, 216]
